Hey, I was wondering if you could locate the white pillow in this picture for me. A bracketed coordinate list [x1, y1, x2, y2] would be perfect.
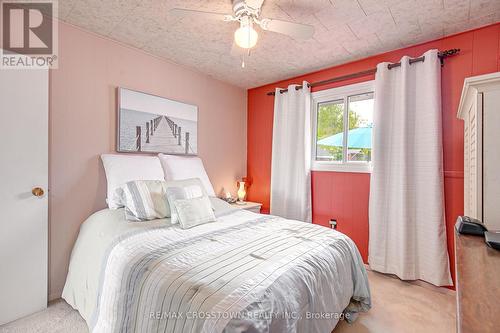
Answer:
[165, 178, 211, 224]
[174, 196, 216, 229]
[158, 154, 216, 196]
[101, 154, 165, 209]
[120, 180, 170, 221]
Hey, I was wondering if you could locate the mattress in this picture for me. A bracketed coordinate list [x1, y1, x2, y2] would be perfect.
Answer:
[62, 198, 370, 332]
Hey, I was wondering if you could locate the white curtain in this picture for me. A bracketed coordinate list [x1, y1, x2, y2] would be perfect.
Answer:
[369, 49, 452, 286]
[270, 81, 312, 222]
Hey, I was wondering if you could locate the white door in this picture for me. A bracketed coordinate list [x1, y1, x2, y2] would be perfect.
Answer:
[0, 68, 48, 325]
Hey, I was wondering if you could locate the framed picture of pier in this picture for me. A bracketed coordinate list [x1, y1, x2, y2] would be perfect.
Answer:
[117, 87, 198, 155]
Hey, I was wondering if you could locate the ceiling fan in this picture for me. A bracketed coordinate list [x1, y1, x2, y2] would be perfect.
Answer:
[170, 0, 315, 50]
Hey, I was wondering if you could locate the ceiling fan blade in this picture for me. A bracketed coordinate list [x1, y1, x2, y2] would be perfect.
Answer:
[246, 0, 265, 10]
[260, 19, 314, 39]
[170, 8, 233, 21]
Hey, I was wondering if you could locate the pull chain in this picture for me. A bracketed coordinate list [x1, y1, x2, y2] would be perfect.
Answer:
[241, 49, 251, 68]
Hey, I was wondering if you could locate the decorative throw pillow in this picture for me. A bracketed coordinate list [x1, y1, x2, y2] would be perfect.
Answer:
[173, 196, 216, 229]
[120, 180, 170, 221]
[165, 178, 212, 224]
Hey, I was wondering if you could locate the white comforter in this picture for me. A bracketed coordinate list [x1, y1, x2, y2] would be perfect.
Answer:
[63, 199, 370, 333]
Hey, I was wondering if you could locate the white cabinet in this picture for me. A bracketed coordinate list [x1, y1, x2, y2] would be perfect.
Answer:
[457, 72, 500, 230]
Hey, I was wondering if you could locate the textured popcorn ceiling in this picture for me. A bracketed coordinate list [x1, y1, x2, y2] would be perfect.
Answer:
[59, 0, 500, 88]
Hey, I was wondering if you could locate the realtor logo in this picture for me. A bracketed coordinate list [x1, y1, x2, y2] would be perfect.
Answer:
[1, 0, 58, 68]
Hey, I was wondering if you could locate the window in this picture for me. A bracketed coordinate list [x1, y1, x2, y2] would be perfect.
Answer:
[312, 81, 374, 172]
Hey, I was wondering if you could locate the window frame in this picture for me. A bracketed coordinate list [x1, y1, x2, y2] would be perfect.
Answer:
[311, 80, 375, 173]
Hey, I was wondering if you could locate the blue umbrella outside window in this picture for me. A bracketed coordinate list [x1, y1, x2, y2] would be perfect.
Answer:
[317, 126, 372, 149]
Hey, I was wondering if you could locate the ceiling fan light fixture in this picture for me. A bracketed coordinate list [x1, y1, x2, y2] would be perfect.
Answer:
[234, 19, 258, 49]
[171, 0, 315, 57]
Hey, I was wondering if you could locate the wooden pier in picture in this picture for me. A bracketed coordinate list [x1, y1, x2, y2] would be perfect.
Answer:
[135, 116, 192, 154]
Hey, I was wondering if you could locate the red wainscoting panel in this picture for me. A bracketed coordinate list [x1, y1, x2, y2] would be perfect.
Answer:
[247, 23, 500, 288]
[312, 172, 370, 263]
[472, 25, 500, 75]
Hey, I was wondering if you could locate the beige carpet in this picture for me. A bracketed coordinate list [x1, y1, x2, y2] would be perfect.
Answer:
[0, 270, 456, 333]
[335, 271, 456, 333]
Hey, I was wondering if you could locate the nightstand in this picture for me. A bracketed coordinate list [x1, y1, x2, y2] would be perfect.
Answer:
[230, 201, 262, 213]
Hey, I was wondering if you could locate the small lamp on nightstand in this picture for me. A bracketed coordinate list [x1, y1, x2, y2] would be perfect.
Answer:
[237, 180, 246, 204]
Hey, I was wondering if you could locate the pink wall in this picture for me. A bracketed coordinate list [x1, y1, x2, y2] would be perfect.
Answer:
[48, 22, 247, 300]
[247, 23, 500, 287]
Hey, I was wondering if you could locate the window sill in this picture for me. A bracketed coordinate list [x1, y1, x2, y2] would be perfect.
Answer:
[311, 162, 372, 173]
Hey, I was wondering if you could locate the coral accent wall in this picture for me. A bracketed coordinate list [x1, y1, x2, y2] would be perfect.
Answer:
[247, 23, 500, 286]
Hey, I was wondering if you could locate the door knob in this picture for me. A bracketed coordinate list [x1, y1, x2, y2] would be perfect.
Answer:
[32, 187, 45, 197]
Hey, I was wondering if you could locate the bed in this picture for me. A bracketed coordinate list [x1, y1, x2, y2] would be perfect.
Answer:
[62, 197, 370, 333]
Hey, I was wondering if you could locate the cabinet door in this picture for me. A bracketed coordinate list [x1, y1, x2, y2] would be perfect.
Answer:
[463, 106, 470, 217]
[475, 93, 483, 221]
[465, 94, 482, 220]
[483, 90, 500, 230]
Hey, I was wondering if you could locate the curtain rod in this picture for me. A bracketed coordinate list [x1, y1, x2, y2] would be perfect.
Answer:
[266, 49, 460, 96]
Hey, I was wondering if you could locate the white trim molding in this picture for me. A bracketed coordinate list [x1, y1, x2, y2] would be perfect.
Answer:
[458, 72, 500, 119]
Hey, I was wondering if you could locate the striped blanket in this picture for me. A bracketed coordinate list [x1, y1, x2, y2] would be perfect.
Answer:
[64, 207, 370, 333]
